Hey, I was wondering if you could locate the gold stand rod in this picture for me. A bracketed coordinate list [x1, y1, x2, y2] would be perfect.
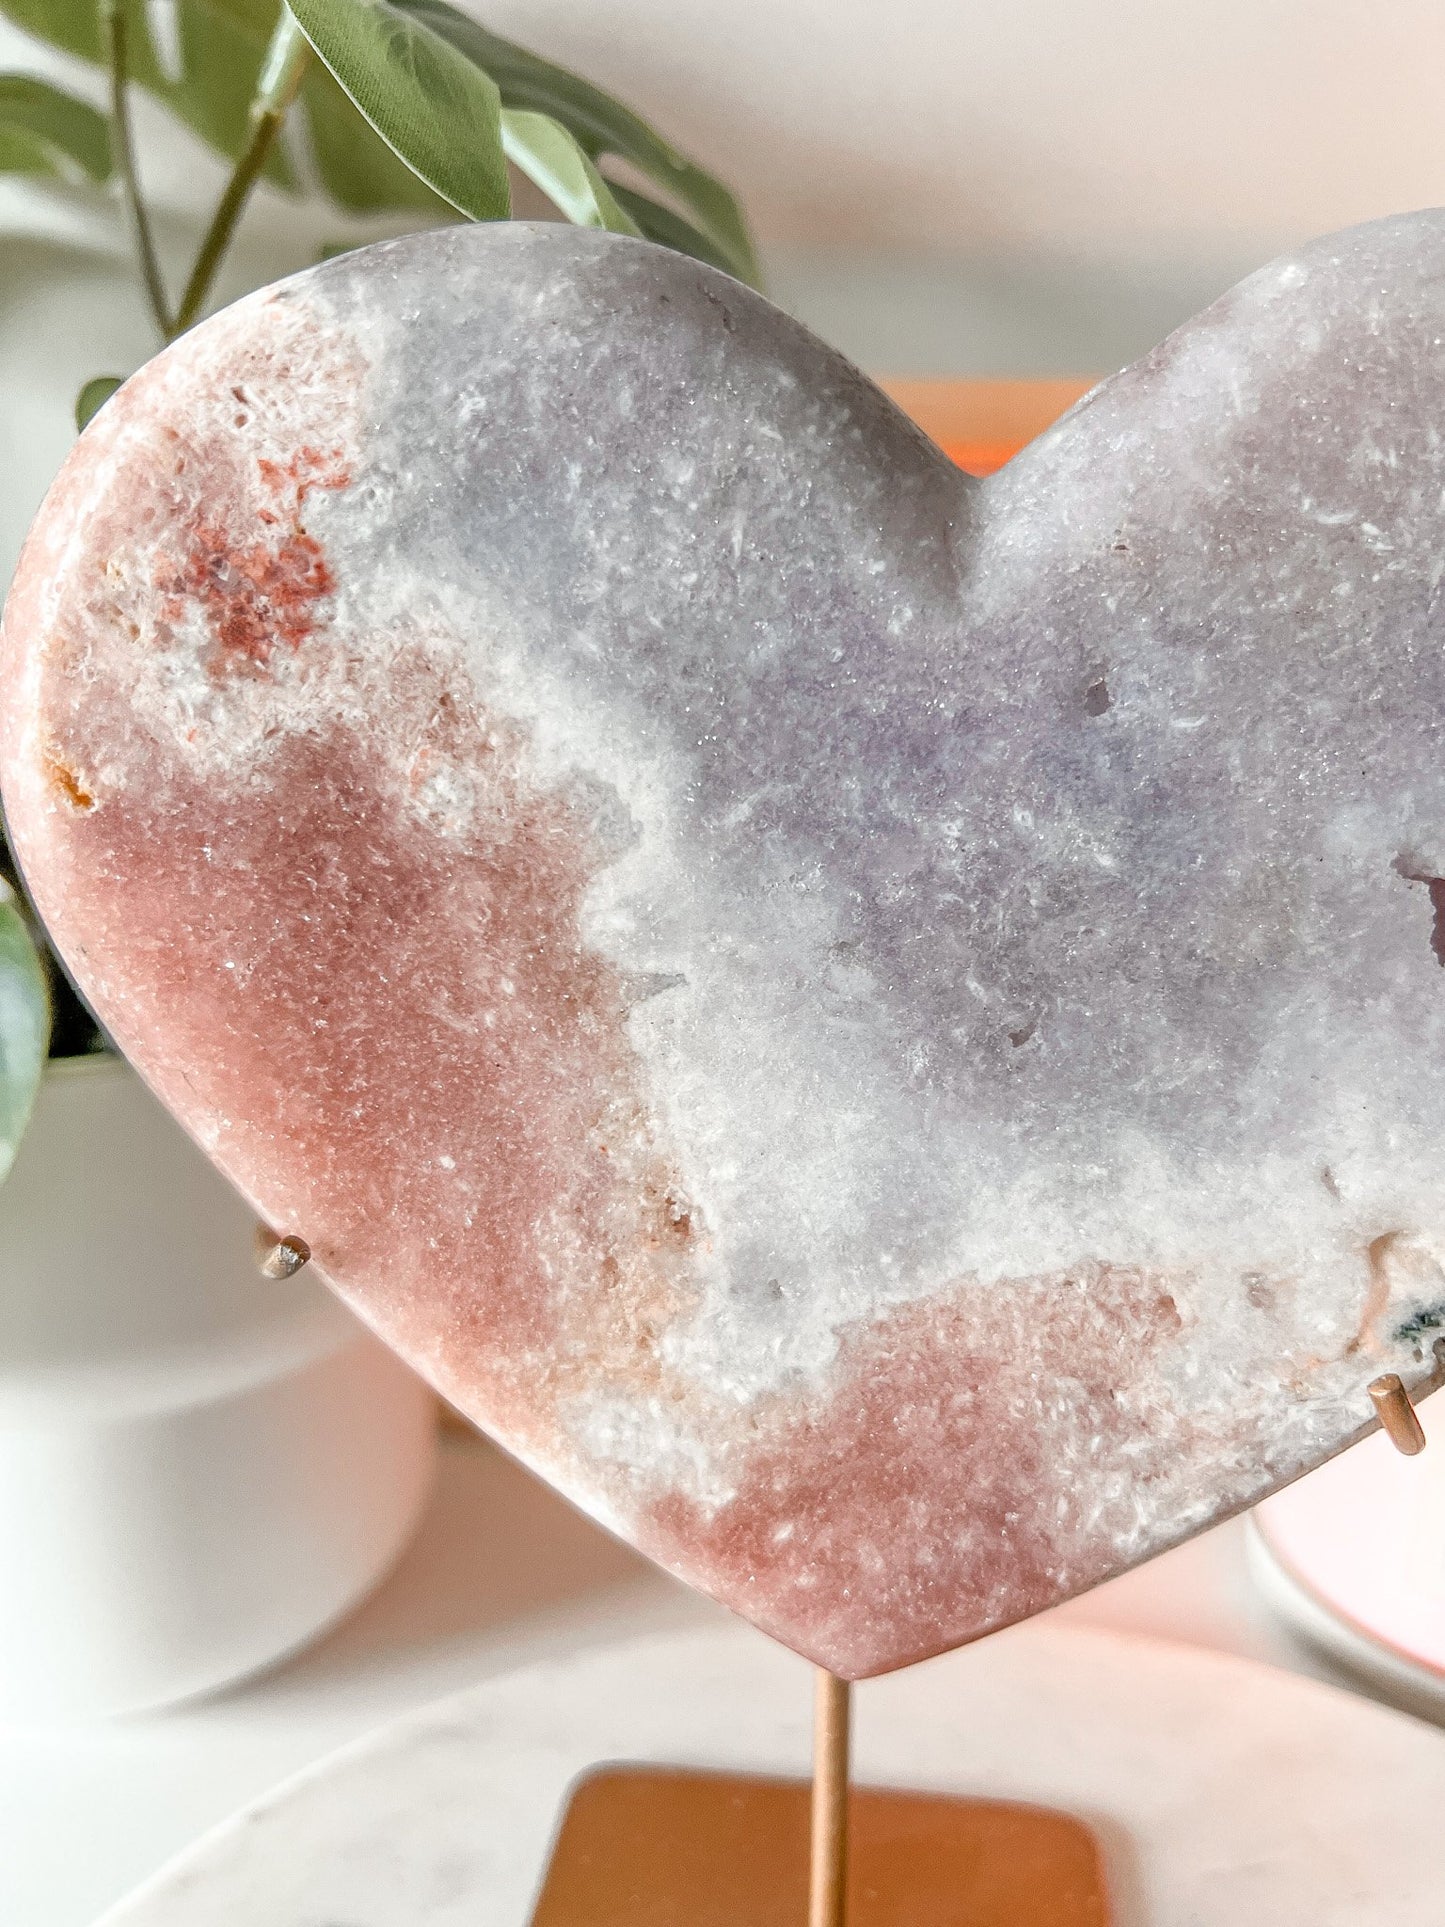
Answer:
[810, 1668, 851, 1927]
[1369, 1372, 1426, 1455]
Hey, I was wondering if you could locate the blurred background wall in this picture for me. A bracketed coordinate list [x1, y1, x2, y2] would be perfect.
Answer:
[5, 0, 1445, 566]
[473, 0, 1445, 371]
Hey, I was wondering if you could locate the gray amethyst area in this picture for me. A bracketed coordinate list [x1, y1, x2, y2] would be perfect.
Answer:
[314, 217, 1445, 1375]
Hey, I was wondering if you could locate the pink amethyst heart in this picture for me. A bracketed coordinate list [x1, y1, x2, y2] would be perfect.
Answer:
[6, 218, 1445, 1679]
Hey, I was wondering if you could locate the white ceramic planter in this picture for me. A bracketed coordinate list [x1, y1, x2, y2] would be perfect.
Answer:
[0, 102, 443, 1721]
[0, 1056, 437, 1720]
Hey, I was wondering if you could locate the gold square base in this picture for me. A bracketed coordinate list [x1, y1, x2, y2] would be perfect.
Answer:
[528, 1766, 1111, 1925]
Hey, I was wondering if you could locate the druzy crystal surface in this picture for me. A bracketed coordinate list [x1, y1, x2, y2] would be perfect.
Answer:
[6, 218, 1445, 1677]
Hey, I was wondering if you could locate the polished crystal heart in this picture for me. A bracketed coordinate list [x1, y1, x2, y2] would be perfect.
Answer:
[6, 217, 1445, 1678]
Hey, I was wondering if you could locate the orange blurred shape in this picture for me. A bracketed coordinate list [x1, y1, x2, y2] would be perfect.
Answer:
[939, 441, 1027, 476]
[879, 377, 1096, 477]
[530, 1767, 1112, 1927]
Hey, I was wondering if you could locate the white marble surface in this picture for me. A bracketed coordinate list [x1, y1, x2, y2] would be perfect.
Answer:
[2, 1428, 1433, 1927]
[90, 1603, 1445, 1926]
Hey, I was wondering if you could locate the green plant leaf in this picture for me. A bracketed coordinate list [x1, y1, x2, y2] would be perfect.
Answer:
[0, 889, 50, 1185]
[390, 0, 759, 286]
[500, 107, 637, 234]
[0, 0, 295, 187]
[145, 0, 295, 184]
[165, 0, 450, 209]
[299, 58, 452, 213]
[0, 74, 111, 181]
[0, 0, 754, 252]
[0, 0, 753, 252]
[0, 0, 465, 210]
[606, 182, 738, 278]
[286, 0, 509, 221]
[0, 0, 103, 66]
[75, 375, 124, 428]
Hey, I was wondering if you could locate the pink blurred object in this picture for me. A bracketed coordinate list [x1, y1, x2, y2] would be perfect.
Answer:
[1253, 1417, 1445, 1698]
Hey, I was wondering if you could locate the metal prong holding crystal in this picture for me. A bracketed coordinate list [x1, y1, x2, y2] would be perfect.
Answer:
[1368, 1373, 1426, 1456]
[253, 1225, 312, 1280]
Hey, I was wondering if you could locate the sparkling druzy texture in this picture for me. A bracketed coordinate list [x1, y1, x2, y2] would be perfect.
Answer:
[8, 219, 1445, 1677]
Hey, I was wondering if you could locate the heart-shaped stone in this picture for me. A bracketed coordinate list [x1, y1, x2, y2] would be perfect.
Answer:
[6, 216, 1445, 1679]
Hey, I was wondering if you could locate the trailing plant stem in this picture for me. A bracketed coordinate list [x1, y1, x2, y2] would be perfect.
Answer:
[101, 0, 172, 338]
[172, 10, 311, 336]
